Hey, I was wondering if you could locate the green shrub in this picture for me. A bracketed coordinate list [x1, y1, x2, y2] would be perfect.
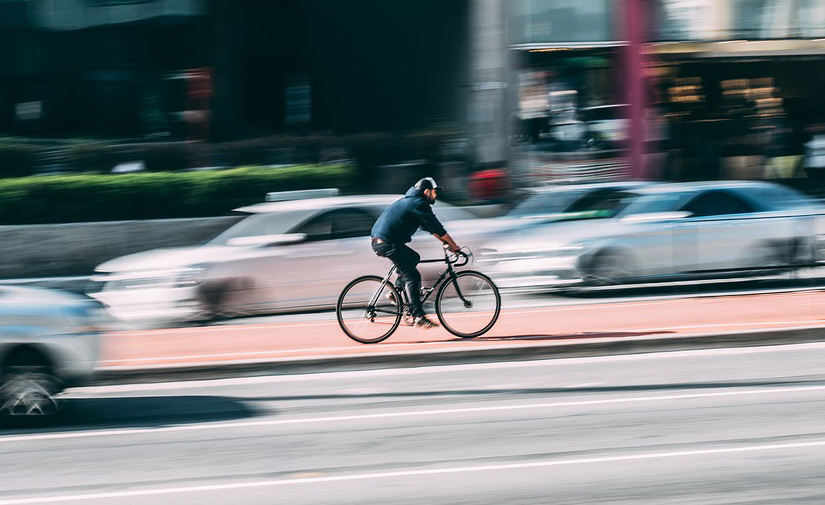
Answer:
[0, 164, 356, 225]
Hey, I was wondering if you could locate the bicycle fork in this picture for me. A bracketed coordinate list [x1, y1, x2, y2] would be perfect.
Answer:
[365, 266, 397, 321]
[448, 272, 474, 309]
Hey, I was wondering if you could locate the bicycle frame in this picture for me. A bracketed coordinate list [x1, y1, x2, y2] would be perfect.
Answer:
[370, 249, 471, 314]
[338, 246, 500, 342]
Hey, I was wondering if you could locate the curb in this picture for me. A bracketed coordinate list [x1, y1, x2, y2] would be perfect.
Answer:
[90, 325, 825, 385]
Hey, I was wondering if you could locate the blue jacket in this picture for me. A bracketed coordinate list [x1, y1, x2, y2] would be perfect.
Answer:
[371, 186, 448, 244]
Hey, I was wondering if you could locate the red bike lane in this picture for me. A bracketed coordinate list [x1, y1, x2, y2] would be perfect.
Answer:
[98, 290, 825, 370]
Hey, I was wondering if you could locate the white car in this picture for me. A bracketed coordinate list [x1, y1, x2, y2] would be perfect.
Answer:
[0, 286, 104, 420]
[447, 181, 657, 243]
[89, 192, 476, 326]
[481, 181, 825, 290]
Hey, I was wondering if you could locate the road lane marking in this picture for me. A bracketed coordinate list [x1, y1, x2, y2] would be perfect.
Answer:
[1, 438, 825, 503]
[80, 340, 825, 393]
[6, 384, 825, 444]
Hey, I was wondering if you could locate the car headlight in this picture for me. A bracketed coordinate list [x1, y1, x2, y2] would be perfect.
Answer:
[96, 267, 207, 291]
[174, 267, 207, 288]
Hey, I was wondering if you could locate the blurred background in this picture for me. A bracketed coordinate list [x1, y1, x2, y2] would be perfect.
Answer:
[5, 4, 825, 498]
[2, 0, 825, 280]
[2, 1, 825, 191]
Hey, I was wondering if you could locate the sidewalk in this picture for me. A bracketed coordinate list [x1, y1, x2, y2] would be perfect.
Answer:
[91, 290, 825, 384]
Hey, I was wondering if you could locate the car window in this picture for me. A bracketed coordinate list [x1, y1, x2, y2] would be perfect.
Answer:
[294, 209, 376, 241]
[584, 106, 627, 122]
[209, 210, 311, 246]
[618, 191, 694, 216]
[681, 190, 754, 217]
[330, 209, 377, 239]
[737, 185, 817, 211]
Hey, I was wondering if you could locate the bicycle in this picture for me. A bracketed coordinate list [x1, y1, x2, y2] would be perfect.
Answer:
[336, 247, 501, 344]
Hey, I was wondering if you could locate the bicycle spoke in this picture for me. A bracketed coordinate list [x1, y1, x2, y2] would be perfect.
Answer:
[337, 276, 402, 343]
[436, 271, 501, 338]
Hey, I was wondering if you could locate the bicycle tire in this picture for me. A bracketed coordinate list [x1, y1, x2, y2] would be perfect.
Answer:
[336, 275, 402, 344]
[435, 270, 501, 338]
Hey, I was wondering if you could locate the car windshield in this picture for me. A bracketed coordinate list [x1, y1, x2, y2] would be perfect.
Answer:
[208, 211, 313, 246]
[617, 191, 694, 216]
[584, 105, 627, 122]
[558, 190, 641, 220]
[511, 188, 642, 221]
[507, 188, 590, 217]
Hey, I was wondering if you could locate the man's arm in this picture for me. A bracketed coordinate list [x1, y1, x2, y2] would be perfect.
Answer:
[434, 232, 461, 252]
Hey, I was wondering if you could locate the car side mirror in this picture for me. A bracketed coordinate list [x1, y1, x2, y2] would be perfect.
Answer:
[226, 233, 307, 247]
[620, 211, 693, 223]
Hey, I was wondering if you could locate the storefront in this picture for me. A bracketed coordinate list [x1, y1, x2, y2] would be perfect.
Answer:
[508, 0, 631, 183]
[509, 0, 825, 183]
[650, 0, 825, 180]
[651, 47, 825, 180]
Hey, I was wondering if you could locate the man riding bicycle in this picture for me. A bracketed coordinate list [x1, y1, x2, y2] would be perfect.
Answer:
[371, 177, 461, 329]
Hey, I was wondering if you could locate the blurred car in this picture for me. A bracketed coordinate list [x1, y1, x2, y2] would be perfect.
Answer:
[480, 181, 825, 290]
[543, 104, 628, 152]
[88, 192, 476, 326]
[581, 104, 629, 151]
[0, 286, 104, 420]
[447, 181, 657, 245]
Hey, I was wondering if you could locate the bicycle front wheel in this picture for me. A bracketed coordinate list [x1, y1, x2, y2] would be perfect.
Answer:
[337, 275, 402, 344]
[435, 271, 501, 338]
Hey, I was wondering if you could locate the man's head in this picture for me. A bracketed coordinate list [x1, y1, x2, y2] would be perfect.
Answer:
[415, 177, 442, 204]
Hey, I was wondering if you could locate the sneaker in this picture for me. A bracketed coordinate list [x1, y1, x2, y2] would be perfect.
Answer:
[415, 316, 439, 329]
[385, 292, 398, 306]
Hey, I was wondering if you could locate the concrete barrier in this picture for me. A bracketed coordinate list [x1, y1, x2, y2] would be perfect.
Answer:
[0, 216, 243, 278]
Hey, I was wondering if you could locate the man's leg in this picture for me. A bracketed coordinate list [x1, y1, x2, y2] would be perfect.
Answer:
[389, 245, 424, 319]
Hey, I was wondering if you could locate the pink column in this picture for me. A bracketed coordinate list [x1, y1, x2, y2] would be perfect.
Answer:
[621, 0, 649, 179]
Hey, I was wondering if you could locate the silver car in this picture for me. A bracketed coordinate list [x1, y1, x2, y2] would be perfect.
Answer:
[0, 286, 104, 420]
[446, 181, 657, 245]
[481, 181, 825, 290]
[89, 193, 476, 326]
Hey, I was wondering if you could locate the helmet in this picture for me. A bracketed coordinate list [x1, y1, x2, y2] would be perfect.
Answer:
[415, 177, 443, 192]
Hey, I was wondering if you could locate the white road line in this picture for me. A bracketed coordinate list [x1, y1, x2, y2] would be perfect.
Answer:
[1, 439, 825, 504]
[7, 384, 825, 444]
[81, 340, 825, 393]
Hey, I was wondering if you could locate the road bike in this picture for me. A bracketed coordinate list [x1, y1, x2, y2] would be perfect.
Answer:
[336, 247, 501, 343]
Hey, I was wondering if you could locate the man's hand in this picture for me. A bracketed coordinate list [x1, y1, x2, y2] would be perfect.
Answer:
[437, 232, 461, 253]
[443, 242, 461, 253]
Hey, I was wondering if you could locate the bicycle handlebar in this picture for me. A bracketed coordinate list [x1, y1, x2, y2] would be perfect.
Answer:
[443, 246, 472, 267]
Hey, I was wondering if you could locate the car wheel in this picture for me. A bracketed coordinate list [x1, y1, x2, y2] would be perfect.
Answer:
[0, 365, 60, 423]
[198, 277, 252, 321]
[747, 243, 789, 278]
[587, 251, 635, 286]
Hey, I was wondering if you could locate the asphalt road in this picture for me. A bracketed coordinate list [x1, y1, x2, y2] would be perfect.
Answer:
[2, 342, 825, 504]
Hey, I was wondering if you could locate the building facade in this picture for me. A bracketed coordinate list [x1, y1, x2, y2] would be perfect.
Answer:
[508, 0, 825, 182]
[0, 0, 471, 141]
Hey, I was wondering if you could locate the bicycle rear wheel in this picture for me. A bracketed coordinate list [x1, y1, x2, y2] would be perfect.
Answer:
[435, 271, 501, 338]
[337, 275, 402, 344]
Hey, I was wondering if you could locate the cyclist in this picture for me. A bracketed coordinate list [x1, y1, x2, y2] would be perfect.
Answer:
[371, 177, 461, 329]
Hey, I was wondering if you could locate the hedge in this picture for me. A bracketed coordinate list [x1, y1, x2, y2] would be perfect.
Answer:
[0, 129, 469, 179]
[0, 164, 357, 225]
